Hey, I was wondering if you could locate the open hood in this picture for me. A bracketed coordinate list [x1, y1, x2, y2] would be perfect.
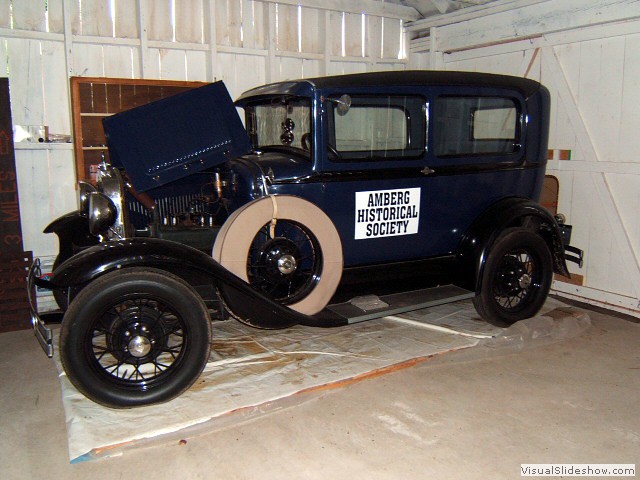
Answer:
[103, 81, 251, 192]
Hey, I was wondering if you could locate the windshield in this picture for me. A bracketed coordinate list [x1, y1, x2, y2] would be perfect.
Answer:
[245, 96, 312, 155]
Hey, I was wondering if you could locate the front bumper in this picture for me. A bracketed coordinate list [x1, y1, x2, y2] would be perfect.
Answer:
[27, 259, 54, 357]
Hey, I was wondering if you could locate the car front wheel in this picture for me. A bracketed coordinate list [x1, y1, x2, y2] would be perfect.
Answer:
[60, 268, 212, 408]
[473, 228, 553, 325]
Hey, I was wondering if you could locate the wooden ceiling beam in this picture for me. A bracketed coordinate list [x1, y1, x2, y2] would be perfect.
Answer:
[254, 0, 422, 21]
[406, 0, 549, 31]
[430, 0, 456, 14]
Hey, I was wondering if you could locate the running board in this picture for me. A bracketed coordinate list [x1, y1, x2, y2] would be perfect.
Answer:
[326, 285, 475, 324]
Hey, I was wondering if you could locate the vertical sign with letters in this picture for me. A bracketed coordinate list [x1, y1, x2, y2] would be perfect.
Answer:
[0, 78, 23, 252]
[0, 77, 32, 332]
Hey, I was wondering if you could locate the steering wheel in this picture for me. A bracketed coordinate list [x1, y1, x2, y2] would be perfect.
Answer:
[301, 133, 312, 151]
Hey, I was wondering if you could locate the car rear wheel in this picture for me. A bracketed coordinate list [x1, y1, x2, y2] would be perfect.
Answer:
[473, 228, 553, 325]
[213, 195, 343, 316]
[60, 267, 212, 408]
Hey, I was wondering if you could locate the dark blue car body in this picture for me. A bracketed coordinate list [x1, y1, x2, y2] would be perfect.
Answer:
[231, 71, 552, 270]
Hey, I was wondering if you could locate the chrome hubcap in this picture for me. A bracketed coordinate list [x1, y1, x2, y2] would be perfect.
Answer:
[277, 254, 297, 274]
[128, 335, 152, 358]
[518, 273, 532, 289]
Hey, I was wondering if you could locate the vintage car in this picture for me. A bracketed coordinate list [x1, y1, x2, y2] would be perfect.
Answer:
[28, 71, 583, 408]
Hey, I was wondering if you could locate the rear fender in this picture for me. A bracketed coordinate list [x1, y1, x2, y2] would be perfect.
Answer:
[49, 237, 315, 329]
[457, 197, 569, 293]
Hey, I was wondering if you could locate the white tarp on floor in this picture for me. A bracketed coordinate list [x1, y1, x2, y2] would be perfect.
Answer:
[50, 298, 589, 462]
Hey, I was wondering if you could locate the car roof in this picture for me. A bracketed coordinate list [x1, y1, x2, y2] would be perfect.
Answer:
[235, 70, 543, 103]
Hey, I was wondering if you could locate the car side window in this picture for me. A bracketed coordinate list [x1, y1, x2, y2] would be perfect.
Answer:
[434, 96, 521, 157]
[328, 95, 425, 161]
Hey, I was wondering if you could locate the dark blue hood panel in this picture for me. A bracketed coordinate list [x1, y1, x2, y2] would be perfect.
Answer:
[103, 81, 251, 192]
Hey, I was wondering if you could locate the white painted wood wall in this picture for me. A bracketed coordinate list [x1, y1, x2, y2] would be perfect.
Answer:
[409, 0, 640, 316]
[1, 0, 413, 259]
[7, 0, 637, 317]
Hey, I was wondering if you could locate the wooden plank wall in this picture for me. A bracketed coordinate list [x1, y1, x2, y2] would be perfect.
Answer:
[409, 0, 640, 316]
[0, 0, 411, 260]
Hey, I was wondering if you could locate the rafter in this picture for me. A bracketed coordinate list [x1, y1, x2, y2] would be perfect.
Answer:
[430, 0, 456, 14]
[254, 0, 421, 21]
[406, 0, 549, 30]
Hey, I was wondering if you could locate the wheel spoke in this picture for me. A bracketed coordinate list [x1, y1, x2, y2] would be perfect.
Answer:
[258, 225, 270, 240]
[267, 279, 284, 295]
[86, 294, 191, 385]
[153, 360, 172, 371]
[106, 359, 126, 376]
[280, 223, 295, 238]
[246, 220, 322, 304]
[128, 363, 145, 381]
[491, 244, 546, 313]
[293, 238, 311, 250]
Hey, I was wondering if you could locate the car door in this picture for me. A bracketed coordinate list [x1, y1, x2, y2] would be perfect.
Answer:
[318, 90, 435, 267]
[318, 87, 530, 269]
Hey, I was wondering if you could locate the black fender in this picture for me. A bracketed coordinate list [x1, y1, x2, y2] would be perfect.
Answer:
[43, 210, 99, 264]
[49, 237, 345, 329]
[457, 197, 570, 293]
[43, 210, 88, 236]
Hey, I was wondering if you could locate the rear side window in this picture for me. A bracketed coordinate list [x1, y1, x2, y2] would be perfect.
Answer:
[434, 97, 520, 157]
[328, 95, 425, 161]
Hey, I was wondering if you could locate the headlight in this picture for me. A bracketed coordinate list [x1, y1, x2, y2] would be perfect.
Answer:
[88, 192, 117, 235]
[554, 213, 567, 225]
[78, 181, 97, 213]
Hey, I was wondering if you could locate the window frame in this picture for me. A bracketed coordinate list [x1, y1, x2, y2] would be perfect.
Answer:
[326, 94, 427, 163]
[433, 95, 524, 160]
[243, 95, 314, 160]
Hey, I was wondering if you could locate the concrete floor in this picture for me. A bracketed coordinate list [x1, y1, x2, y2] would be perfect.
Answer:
[1, 306, 638, 479]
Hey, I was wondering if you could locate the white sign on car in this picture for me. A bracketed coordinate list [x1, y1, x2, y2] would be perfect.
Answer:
[354, 188, 421, 239]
